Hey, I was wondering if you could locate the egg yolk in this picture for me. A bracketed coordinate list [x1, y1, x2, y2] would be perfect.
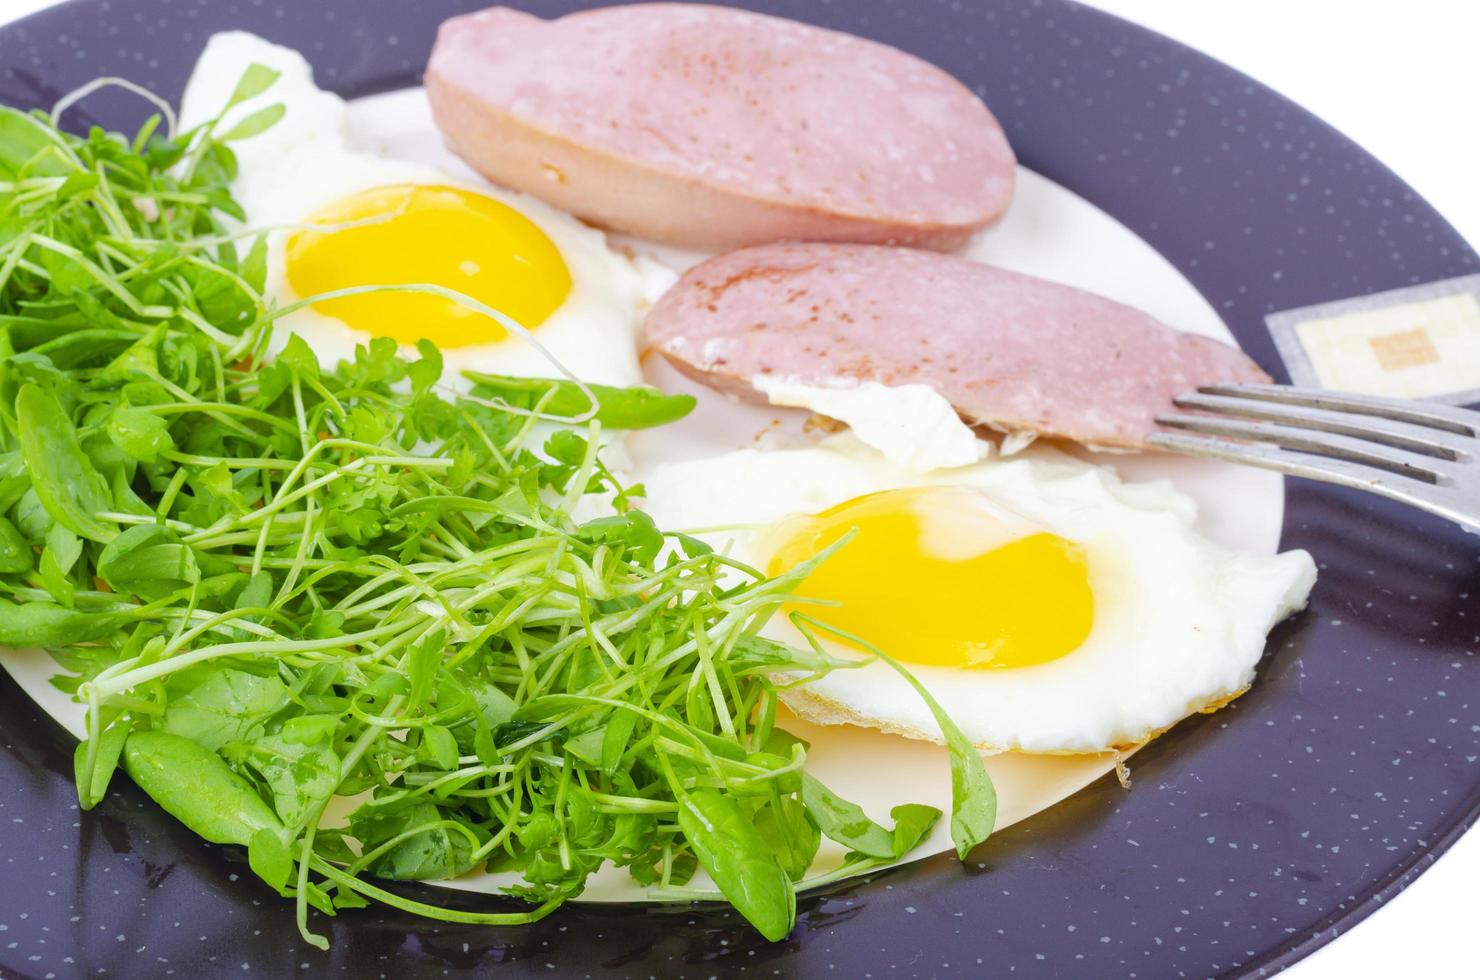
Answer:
[763, 487, 1094, 669]
[284, 184, 572, 347]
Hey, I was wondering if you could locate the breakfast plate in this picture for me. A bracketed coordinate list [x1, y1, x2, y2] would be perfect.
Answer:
[0, 1, 1476, 977]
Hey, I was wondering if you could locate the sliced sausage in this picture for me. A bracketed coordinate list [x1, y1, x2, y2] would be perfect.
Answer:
[644, 242, 1271, 449]
[425, 4, 1015, 250]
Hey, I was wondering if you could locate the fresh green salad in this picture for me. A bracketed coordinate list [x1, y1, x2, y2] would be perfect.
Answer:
[0, 69, 994, 947]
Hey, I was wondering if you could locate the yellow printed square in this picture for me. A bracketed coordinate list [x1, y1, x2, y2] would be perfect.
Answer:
[1293, 293, 1480, 399]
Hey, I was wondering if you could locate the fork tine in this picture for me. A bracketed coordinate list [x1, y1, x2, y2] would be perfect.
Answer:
[1156, 413, 1453, 482]
[1196, 383, 1480, 436]
[1171, 392, 1465, 460]
[1144, 431, 1479, 531]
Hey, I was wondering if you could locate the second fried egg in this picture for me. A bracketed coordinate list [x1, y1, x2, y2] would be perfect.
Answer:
[641, 435, 1316, 754]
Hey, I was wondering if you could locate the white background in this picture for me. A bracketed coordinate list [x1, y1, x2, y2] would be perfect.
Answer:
[2, 0, 1475, 975]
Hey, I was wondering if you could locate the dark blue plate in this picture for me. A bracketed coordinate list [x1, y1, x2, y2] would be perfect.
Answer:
[2, 1, 1477, 977]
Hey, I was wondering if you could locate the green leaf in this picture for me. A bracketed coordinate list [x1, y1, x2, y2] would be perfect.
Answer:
[237, 569, 274, 610]
[39, 243, 92, 294]
[516, 810, 560, 851]
[160, 666, 289, 751]
[122, 730, 283, 846]
[220, 103, 285, 142]
[800, 773, 895, 859]
[311, 829, 357, 865]
[677, 789, 795, 941]
[38, 522, 81, 606]
[96, 323, 165, 384]
[142, 134, 184, 170]
[404, 627, 445, 715]
[600, 706, 638, 778]
[300, 880, 335, 919]
[0, 598, 132, 647]
[0, 515, 32, 573]
[754, 794, 820, 882]
[15, 488, 53, 542]
[350, 801, 474, 881]
[888, 803, 942, 859]
[465, 373, 696, 430]
[332, 884, 369, 910]
[301, 610, 345, 641]
[675, 532, 713, 558]
[0, 107, 68, 179]
[731, 635, 857, 677]
[472, 724, 498, 767]
[248, 827, 294, 893]
[276, 333, 319, 382]
[418, 725, 459, 771]
[225, 63, 282, 109]
[74, 716, 131, 810]
[471, 682, 516, 729]
[574, 510, 663, 564]
[280, 713, 338, 745]
[48, 641, 131, 687]
[15, 383, 118, 542]
[241, 234, 268, 294]
[562, 728, 604, 767]
[56, 171, 99, 200]
[836, 629, 997, 859]
[226, 733, 341, 827]
[365, 671, 409, 701]
[929, 719, 995, 859]
[407, 339, 443, 395]
[543, 429, 587, 466]
[97, 523, 199, 600]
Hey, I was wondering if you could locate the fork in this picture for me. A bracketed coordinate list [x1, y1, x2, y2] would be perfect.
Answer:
[1145, 384, 1480, 534]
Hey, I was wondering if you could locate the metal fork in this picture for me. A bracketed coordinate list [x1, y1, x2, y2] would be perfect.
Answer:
[1145, 384, 1480, 533]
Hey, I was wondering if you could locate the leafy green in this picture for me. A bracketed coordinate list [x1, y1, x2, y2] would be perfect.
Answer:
[96, 524, 199, 600]
[15, 383, 117, 542]
[0, 598, 136, 647]
[73, 716, 130, 810]
[466, 372, 697, 429]
[38, 523, 81, 605]
[887, 803, 942, 858]
[160, 666, 288, 750]
[225, 63, 282, 109]
[754, 792, 821, 881]
[796, 615, 998, 859]
[0, 106, 67, 179]
[122, 730, 284, 845]
[0, 516, 30, 573]
[107, 407, 174, 462]
[226, 732, 339, 827]
[248, 826, 294, 893]
[220, 103, 285, 142]
[351, 800, 476, 881]
[0, 68, 999, 950]
[801, 772, 896, 859]
[677, 790, 796, 941]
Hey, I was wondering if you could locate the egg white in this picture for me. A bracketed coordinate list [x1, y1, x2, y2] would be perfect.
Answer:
[753, 375, 991, 472]
[639, 435, 1316, 754]
[178, 32, 672, 387]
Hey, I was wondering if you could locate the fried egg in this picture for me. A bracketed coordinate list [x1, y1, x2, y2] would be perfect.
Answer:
[178, 32, 670, 386]
[640, 435, 1316, 754]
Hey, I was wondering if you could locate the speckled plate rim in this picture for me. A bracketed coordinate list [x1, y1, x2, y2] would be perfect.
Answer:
[0, 1, 1476, 978]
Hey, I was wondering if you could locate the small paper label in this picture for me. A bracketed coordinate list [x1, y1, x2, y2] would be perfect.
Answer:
[1266, 275, 1480, 405]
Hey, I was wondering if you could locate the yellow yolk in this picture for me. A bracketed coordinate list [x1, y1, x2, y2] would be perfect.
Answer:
[763, 487, 1094, 669]
[284, 184, 572, 347]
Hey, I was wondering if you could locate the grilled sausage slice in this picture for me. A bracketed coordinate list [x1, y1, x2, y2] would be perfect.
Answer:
[644, 242, 1270, 449]
[426, 4, 1015, 250]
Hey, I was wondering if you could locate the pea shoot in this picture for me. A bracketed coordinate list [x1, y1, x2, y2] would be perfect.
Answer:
[0, 69, 996, 948]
